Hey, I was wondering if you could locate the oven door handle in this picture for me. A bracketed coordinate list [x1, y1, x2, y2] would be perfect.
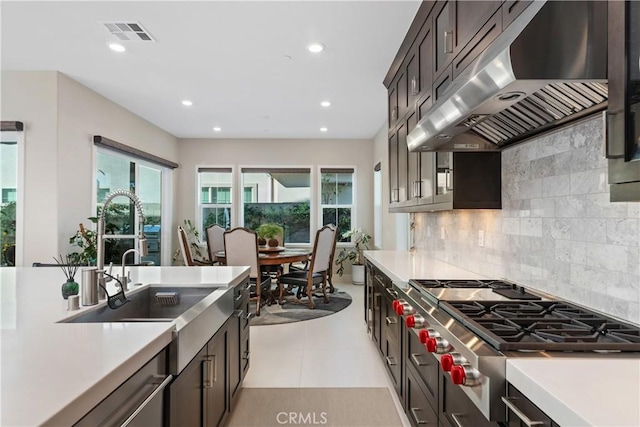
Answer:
[501, 397, 547, 426]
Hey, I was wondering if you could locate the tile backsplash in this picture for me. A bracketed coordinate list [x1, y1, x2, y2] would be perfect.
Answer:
[414, 116, 640, 325]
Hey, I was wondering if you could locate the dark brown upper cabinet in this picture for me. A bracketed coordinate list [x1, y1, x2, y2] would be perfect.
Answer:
[417, 17, 434, 106]
[433, 1, 501, 81]
[502, 0, 533, 29]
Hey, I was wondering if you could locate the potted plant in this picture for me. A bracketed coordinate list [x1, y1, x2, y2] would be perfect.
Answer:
[335, 227, 371, 285]
[172, 219, 209, 264]
[256, 223, 283, 247]
[53, 253, 80, 299]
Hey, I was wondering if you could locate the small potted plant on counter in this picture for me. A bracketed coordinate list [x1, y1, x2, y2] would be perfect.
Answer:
[334, 227, 371, 285]
[53, 254, 80, 299]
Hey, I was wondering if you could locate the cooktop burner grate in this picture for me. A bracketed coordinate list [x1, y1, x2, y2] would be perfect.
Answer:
[409, 279, 514, 289]
[440, 300, 640, 351]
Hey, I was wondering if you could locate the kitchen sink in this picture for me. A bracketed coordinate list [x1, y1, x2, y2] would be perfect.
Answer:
[60, 283, 236, 375]
[62, 286, 221, 323]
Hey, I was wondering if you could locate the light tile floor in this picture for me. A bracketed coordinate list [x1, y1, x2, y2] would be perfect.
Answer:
[243, 277, 411, 426]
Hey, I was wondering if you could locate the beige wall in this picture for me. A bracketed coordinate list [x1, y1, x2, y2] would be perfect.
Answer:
[1, 71, 179, 266]
[177, 137, 375, 270]
[1, 71, 59, 265]
[372, 122, 408, 250]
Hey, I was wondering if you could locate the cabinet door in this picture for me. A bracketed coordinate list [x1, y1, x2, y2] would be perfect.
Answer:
[389, 130, 399, 205]
[205, 330, 228, 427]
[452, 9, 502, 79]
[169, 346, 207, 427]
[417, 18, 433, 103]
[433, 1, 454, 79]
[434, 67, 453, 101]
[406, 50, 420, 114]
[228, 310, 242, 406]
[454, 1, 501, 56]
[406, 111, 420, 204]
[397, 121, 408, 204]
[388, 85, 398, 126]
[397, 69, 408, 121]
[503, 0, 533, 29]
[434, 153, 453, 204]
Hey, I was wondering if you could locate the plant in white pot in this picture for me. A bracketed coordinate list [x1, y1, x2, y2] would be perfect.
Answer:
[334, 227, 371, 285]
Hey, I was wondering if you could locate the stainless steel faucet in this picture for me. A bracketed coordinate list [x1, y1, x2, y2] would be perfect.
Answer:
[95, 189, 148, 299]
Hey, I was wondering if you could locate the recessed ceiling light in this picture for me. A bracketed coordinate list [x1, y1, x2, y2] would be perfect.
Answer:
[108, 43, 126, 52]
[321, 101, 331, 107]
[320, 127, 328, 132]
[307, 43, 325, 53]
[213, 127, 222, 132]
[181, 100, 193, 106]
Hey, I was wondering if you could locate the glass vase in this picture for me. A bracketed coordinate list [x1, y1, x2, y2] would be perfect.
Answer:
[61, 278, 79, 300]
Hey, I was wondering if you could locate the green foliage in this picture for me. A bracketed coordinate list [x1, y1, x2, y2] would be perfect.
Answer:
[172, 219, 208, 264]
[0, 201, 16, 266]
[69, 218, 98, 266]
[256, 223, 283, 239]
[334, 227, 371, 276]
[244, 202, 310, 244]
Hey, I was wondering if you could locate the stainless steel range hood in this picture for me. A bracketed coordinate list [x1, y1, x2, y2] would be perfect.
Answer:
[407, 1, 608, 153]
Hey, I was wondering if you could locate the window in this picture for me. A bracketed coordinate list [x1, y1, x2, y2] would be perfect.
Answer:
[0, 131, 20, 267]
[96, 150, 165, 266]
[241, 168, 311, 244]
[198, 168, 233, 237]
[320, 168, 354, 242]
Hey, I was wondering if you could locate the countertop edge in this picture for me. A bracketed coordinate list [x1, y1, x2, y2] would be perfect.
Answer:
[42, 327, 175, 427]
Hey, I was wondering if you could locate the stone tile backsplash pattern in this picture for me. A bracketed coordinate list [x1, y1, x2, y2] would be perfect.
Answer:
[414, 117, 640, 325]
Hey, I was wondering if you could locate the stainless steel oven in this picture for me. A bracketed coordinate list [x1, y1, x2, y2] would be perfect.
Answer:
[607, 0, 640, 201]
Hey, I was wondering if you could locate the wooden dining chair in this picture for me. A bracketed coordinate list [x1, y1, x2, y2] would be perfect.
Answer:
[205, 224, 226, 265]
[287, 223, 338, 293]
[177, 225, 212, 266]
[277, 225, 336, 309]
[223, 227, 272, 316]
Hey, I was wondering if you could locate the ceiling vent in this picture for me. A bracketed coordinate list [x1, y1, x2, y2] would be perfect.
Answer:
[101, 22, 155, 42]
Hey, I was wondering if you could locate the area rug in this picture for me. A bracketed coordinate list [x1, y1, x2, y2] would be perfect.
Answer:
[250, 288, 352, 326]
[226, 388, 402, 427]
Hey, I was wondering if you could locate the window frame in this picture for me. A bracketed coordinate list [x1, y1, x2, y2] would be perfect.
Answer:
[93, 146, 172, 265]
[0, 130, 25, 267]
[318, 166, 357, 247]
[196, 166, 235, 240]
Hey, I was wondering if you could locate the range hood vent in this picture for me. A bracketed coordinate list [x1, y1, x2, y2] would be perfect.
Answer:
[408, 1, 608, 152]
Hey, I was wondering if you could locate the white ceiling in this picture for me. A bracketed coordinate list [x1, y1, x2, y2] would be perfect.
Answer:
[1, 1, 421, 139]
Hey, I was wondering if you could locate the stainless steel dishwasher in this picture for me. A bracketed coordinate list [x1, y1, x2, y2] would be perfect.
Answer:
[74, 349, 171, 427]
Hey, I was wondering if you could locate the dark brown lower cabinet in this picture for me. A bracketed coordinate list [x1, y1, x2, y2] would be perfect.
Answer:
[439, 373, 494, 427]
[405, 364, 438, 427]
[169, 279, 250, 427]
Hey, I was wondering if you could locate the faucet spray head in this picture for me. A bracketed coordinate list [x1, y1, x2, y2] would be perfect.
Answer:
[138, 237, 149, 257]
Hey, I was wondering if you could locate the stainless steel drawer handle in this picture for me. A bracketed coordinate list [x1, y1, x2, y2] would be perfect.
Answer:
[385, 316, 397, 325]
[119, 374, 173, 427]
[245, 312, 255, 320]
[243, 351, 250, 361]
[410, 408, 429, 424]
[411, 76, 419, 96]
[450, 413, 466, 427]
[443, 31, 453, 54]
[411, 353, 428, 367]
[386, 288, 398, 299]
[385, 356, 397, 366]
[374, 293, 381, 310]
[502, 397, 546, 426]
[233, 309, 244, 318]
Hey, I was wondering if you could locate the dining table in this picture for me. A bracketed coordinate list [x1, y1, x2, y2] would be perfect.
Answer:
[214, 247, 311, 268]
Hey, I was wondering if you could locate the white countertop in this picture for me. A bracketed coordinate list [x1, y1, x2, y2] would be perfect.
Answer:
[363, 250, 486, 287]
[507, 358, 640, 427]
[367, 250, 640, 427]
[0, 266, 249, 426]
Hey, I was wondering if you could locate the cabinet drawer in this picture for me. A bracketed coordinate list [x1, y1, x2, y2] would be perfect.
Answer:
[406, 329, 438, 410]
[505, 384, 554, 427]
[383, 298, 401, 343]
[384, 335, 402, 395]
[406, 364, 438, 427]
[440, 373, 495, 427]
